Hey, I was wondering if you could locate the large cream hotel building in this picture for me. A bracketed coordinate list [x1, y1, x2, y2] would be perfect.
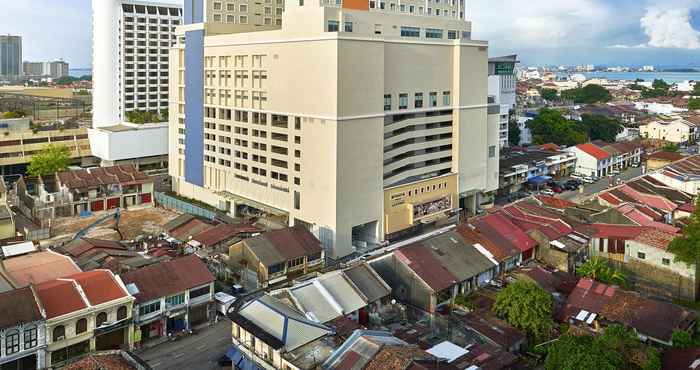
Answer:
[170, 0, 501, 258]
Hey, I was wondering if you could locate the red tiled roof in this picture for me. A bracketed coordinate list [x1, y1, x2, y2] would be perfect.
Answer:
[261, 227, 324, 260]
[632, 228, 677, 250]
[0, 286, 43, 327]
[678, 202, 695, 213]
[35, 279, 88, 319]
[663, 348, 700, 370]
[395, 244, 457, 292]
[473, 213, 537, 253]
[535, 195, 576, 209]
[2, 250, 82, 287]
[168, 219, 214, 240]
[576, 143, 610, 161]
[64, 270, 129, 306]
[120, 255, 214, 303]
[455, 224, 520, 261]
[57, 165, 151, 191]
[646, 151, 684, 162]
[191, 223, 260, 247]
[586, 224, 645, 239]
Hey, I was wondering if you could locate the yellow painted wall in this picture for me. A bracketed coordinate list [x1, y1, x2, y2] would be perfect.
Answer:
[383, 173, 457, 235]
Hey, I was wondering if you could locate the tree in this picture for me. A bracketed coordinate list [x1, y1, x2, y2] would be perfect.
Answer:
[671, 330, 694, 348]
[689, 98, 700, 111]
[541, 88, 558, 101]
[693, 83, 700, 97]
[492, 280, 554, 342]
[576, 257, 628, 287]
[640, 88, 667, 99]
[669, 197, 700, 267]
[580, 113, 623, 142]
[545, 325, 661, 370]
[652, 79, 670, 91]
[125, 110, 164, 124]
[561, 84, 612, 104]
[27, 144, 71, 177]
[55, 76, 78, 85]
[508, 120, 521, 146]
[2, 110, 26, 119]
[662, 143, 679, 153]
[527, 108, 588, 146]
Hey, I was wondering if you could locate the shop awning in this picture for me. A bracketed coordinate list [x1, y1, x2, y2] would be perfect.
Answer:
[527, 176, 551, 186]
[226, 345, 263, 370]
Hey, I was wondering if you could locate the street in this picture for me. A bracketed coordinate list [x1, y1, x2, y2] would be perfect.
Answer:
[560, 166, 644, 202]
[139, 319, 231, 370]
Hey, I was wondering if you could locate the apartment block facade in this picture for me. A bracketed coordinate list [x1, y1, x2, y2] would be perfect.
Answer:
[0, 35, 22, 81]
[22, 59, 70, 79]
[170, 0, 500, 258]
[488, 55, 517, 148]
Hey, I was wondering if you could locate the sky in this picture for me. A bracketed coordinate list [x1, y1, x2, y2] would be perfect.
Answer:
[3, 0, 700, 68]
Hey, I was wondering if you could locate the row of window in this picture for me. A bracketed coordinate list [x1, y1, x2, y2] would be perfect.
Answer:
[369, 0, 463, 19]
[400, 26, 461, 40]
[2, 326, 37, 356]
[52, 306, 128, 342]
[385, 91, 451, 111]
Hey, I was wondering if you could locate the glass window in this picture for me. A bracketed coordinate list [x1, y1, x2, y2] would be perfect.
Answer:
[190, 285, 211, 299]
[489, 145, 496, 158]
[344, 21, 353, 32]
[117, 306, 128, 320]
[447, 30, 459, 39]
[662, 258, 670, 266]
[443, 91, 451, 105]
[384, 94, 392, 111]
[327, 20, 339, 32]
[53, 325, 65, 342]
[425, 28, 443, 39]
[429, 92, 438, 107]
[399, 94, 408, 109]
[165, 294, 186, 307]
[76, 318, 87, 334]
[637, 252, 646, 260]
[139, 301, 161, 316]
[6, 330, 19, 354]
[24, 326, 37, 349]
[268, 262, 285, 274]
[96, 312, 108, 327]
[414, 93, 423, 108]
[400, 26, 420, 38]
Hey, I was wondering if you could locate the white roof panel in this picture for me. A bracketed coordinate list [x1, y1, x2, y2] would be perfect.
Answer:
[426, 341, 469, 363]
[575, 310, 590, 321]
[2, 242, 37, 258]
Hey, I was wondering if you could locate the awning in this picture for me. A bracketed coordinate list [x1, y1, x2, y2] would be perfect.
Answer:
[527, 176, 551, 186]
[226, 345, 263, 370]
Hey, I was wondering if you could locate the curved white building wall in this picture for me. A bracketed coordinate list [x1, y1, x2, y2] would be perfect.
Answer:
[92, 0, 121, 128]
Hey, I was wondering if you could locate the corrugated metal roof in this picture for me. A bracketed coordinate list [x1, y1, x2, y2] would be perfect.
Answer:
[343, 263, 391, 303]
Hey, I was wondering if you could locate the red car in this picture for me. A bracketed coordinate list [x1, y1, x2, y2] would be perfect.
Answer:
[552, 186, 564, 193]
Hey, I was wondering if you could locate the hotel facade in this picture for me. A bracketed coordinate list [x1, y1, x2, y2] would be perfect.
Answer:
[170, 0, 500, 258]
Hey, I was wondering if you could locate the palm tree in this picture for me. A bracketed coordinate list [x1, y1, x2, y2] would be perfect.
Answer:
[577, 257, 628, 287]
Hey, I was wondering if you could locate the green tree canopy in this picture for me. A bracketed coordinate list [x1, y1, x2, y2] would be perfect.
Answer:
[541, 88, 558, 101]
[576, 256, 628, 287]
[527, 108, 588, 146]
[2, 110, 26, 119]
[561, 84, 612, 104]
[652, 79, 670, 90]
[27, 144, 71, 177]
[693, 83, 700, 97]
[671, 329, 694, 348]
[689, 98, 700, 111]
[668, 197, 700, 267]
[508, 120, 521, 146]
[580, 113, 623, 142]
[662, 143, 679, 153]
[545, 325, 660, 370]
[492, 280, 554, 342]
[125, 110, 165, 124]
[640, 88, 668, 99]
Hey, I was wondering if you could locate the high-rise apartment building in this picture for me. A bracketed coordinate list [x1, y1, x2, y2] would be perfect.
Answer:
[23, 59, 70, 79]
[90, 0, 182, 168]
[170, 0, 500, 259]
[0, 35, 22, 81]
[488, 55, 518, 148]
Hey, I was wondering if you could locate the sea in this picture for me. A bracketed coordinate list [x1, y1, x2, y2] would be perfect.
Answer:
[69, 68, 92, 78]
[581, 71, 700, 84]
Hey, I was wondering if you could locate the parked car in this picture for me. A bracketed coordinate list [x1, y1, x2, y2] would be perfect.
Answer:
[552, 186, 564, 194]
[540, 189, 555, 196]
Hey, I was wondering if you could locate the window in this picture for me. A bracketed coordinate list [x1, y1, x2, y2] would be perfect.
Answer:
[190, 285, 211, 299]
[287, 256, 305, 269]
[637, 252, 646, 260]
[414, 93, 423, 108]
[399, 93, 408, 109]
[400, 26, 420, 38]
[96, 312, 108, 327]
[117, 306, 128, 320]
[662, 258, 671, 266]
[53, 325, 65, 342]
[76, 318, 88, 334]
[443, 91, 451, 105]
[24, 326, 37, 349]
[327, 20, 339, 32]
[268, 262, 285, 275]
[447, 30, 459, 39]
[425, 28, 443, 39]
[294, 191, 300, 210]
[139, 301, 161, 316]
[429, 92, 438, 107]
[344, 21, 353, 32]
[5, 330, 19, 354]
[489, 145, 496, 158]
[384, 94, 392, 111]
[166, 293, 186, 307]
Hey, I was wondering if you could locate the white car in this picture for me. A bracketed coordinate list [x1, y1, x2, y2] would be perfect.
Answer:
[540, 189, 555, 196]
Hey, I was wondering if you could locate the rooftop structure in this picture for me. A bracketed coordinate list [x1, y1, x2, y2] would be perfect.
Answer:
[1, 250, 81, 288]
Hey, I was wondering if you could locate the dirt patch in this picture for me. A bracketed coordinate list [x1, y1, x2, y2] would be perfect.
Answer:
[50, 206, 181, 241]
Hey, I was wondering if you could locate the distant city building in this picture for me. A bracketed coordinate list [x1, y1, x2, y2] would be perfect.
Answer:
[22, 59, 69, 79]
[641, 65, 655, 72]
[0, 35, 22, 81]
[489, 55, 518, 148]
[90, 0, 182, 168]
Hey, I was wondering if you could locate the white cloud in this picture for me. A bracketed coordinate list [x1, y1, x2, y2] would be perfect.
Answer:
[640, 7, 700, 48]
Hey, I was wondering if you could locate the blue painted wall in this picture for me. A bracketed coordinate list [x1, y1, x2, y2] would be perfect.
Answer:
[184, 0, 204, 25]
[184, 29, 205, 187]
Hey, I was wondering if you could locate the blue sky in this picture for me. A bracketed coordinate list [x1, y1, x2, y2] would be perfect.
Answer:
[3, 0, 700, 68]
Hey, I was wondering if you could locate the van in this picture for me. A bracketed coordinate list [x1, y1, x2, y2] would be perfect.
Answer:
[215, 292, 236, 316]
